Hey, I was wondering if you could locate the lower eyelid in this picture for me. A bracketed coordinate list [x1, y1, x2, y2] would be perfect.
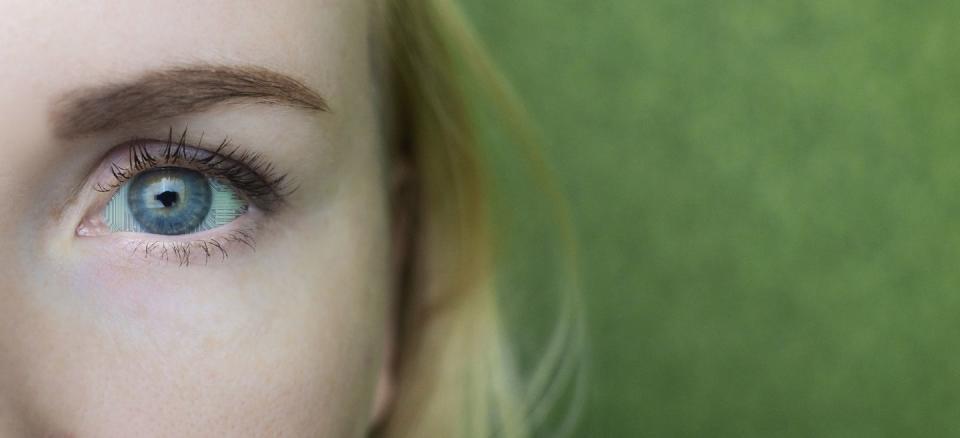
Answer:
[72, 135, 285, 266]
[76, 203, 263, 267]
[125, 229, 257, 266]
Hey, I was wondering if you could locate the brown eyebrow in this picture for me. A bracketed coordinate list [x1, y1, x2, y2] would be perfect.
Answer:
[51, 64, 329, 139]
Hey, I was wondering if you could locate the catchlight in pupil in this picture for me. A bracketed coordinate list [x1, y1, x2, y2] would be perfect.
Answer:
[103, 167, 249, 236]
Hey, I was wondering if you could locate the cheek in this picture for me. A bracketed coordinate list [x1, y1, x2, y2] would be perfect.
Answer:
[5, 176, 392, 437]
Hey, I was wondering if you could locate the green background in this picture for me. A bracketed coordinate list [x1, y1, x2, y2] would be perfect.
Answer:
[463, 1, 960, 437]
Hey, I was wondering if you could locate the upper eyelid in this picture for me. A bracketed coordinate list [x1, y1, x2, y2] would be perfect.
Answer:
[92, 130, 295, 212]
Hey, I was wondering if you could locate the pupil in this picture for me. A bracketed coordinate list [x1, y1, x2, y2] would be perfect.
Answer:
[155, 191, 179, 208]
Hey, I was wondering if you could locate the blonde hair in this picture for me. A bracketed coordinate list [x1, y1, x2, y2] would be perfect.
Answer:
[375, 0, 585, 437]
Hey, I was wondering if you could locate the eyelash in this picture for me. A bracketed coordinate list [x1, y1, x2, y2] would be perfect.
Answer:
[95, 127, 294, 212]
[120, 229, 257, 267]
[84, 128, 293, 266]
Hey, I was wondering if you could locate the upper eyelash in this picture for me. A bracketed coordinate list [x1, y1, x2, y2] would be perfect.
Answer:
[94, 127, 295, 211]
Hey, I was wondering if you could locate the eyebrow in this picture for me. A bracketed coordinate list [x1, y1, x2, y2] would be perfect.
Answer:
[51, 64, 329, 139]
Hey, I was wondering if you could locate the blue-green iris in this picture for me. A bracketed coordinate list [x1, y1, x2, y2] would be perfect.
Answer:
[127, 167, 212, 235]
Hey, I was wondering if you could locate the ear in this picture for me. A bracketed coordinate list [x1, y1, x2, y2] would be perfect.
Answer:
[370, 158, 416, 428]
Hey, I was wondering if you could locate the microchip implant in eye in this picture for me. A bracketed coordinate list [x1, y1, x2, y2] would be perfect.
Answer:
[104, 175, 248, 235]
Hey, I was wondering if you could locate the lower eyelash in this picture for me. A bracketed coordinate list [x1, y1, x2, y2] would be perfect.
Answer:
[124, 228, 256, 267]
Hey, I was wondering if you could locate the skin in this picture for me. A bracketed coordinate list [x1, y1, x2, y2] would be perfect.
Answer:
[0, 1, 395, 436]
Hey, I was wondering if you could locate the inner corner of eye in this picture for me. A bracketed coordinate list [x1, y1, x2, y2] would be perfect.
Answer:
[97, 167, 249, 237]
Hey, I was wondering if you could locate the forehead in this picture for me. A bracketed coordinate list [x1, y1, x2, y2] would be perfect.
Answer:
[0, 0, 368, 119]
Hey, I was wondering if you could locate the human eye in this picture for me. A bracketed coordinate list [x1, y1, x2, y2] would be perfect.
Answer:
[104, 167, 246, 236]
[76, 128, 293, 265]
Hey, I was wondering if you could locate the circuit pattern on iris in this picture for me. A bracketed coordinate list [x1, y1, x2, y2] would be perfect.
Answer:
[104, 176, 247, 234]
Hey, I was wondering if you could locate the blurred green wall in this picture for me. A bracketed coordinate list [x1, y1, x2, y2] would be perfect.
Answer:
[463, 1, 960, 436]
